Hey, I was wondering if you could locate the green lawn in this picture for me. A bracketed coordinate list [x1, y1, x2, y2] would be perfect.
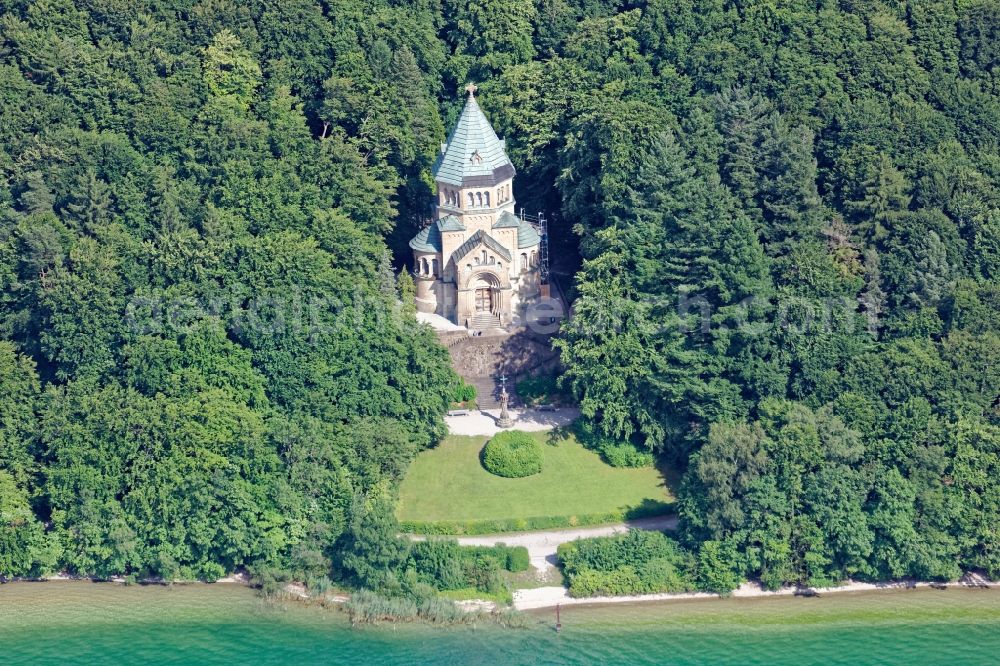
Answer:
[397, 430, 676, 527]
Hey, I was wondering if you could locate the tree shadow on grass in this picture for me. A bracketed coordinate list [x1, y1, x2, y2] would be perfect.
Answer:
[623, 497, 676, 521]
[653, 458, 683, 497]
[544, 423, 575, 447]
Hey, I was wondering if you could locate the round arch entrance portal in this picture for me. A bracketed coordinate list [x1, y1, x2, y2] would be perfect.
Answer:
[459, 267, 509, 329]
[472, 273, 501, 315]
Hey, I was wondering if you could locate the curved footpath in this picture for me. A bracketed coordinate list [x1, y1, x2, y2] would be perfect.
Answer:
[447, 515, 678, 572]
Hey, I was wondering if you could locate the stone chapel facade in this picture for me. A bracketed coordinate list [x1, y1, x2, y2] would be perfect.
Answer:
[409, 85, 543, 329]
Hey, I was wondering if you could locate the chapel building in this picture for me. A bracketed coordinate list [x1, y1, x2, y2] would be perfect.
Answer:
[409, 84, 543, 329]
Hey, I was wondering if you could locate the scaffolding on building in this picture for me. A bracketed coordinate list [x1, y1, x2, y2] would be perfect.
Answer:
[519, 208, 550, 285]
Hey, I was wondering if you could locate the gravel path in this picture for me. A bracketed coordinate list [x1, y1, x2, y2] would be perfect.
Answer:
[513, 576, 998, 611]
[446, 407, 581, 436]
[447, 515, 678, 572]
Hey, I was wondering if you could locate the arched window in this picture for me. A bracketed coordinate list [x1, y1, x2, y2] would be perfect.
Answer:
[468, 192, 474, 207]
[420, 257, 428, 274]
[431, 258, 438, 276]
[520, 252, 527, 271]
[488, 255, 495, 265]
[475, 192, 483, 207]
[531, 251, 538, 267]
[484, 191, 490, 207]
[481, 250, 488, 264]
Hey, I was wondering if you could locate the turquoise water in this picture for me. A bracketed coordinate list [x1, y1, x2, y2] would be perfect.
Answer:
[2, 582, 999, 665]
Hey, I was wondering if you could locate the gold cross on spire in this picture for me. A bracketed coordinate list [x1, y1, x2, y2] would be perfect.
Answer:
[465, 82, 478, 97]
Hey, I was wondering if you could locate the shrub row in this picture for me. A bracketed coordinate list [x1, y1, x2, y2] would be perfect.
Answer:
[482, 431, 543, 477]
[601, 443, 655, 468]
[556, 529, 697, 598]
[459, 544, 530, 572]
[573, 420, 655, 468]
[399, 502, 675, 536]
[406, 539, 530, 596]
[563, 562, 692, 597]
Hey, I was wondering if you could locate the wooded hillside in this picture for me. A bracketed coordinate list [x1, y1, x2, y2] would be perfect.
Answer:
[1, 0, 998, 591]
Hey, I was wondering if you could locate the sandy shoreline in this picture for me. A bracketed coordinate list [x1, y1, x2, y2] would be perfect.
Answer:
[514, 575, 995, 611]
[7, 571, 993, 617]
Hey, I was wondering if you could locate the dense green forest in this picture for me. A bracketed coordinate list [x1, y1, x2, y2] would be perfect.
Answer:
[0, 0, 461, 582]
[1, 0, 999, 595]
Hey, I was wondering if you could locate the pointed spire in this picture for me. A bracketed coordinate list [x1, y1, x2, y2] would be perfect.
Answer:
[433, 87, 515, 187]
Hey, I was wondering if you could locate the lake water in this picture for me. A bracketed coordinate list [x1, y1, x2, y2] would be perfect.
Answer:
[2, 582, 999, 665]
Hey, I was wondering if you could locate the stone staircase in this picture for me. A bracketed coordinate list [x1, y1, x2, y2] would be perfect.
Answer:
[470, 375, 501, 409]
[470, 375, 522, 410]
[470, 312, 501, 331]
[435, 327, 560, 412]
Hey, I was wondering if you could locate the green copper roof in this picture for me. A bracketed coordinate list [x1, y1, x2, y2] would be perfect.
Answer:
[493, 211, 520, 229]
[409, 223, 441, 253]
[452, 229, 512, 263]
[517, 219, 541, 248]
[437, 214, 465, 232]
[433, 90, 515, 187]
[409, 216, 466, 252]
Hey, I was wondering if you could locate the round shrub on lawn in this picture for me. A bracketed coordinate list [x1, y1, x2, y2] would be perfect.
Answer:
[482, 431, 543, 478]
